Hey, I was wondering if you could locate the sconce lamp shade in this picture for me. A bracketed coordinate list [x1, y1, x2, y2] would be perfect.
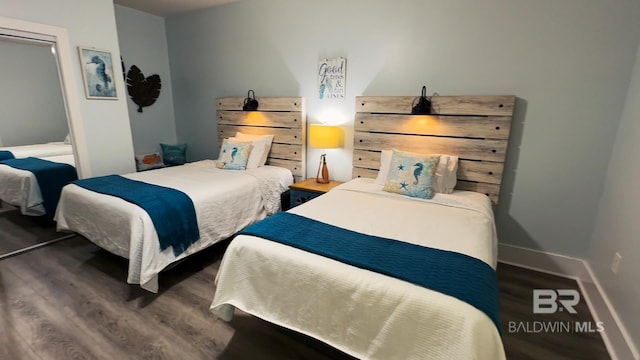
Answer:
[242, 89, 259, 111]
[411, 85, 432, 115]
[309, 124, 341, 149]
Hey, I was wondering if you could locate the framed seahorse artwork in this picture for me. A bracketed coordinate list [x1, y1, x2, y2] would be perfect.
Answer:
[78, 46, 118, 99]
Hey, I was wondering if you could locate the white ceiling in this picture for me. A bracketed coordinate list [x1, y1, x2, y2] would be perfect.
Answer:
[113, 0, 239, 17]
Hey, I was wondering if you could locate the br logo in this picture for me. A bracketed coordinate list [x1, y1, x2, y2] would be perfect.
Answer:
[533, 289, 580, 314]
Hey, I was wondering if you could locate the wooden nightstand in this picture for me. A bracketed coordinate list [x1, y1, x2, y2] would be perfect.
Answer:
[288, 178, 344, 209]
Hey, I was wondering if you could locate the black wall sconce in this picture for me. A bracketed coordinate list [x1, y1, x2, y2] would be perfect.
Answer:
[411, 85, 432, 115]
[242, 89, 259, 111]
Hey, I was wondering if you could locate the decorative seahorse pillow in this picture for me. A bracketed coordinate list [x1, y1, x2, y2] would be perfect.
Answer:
[216, 138, 253, 170]
[382, 149, 440, 199]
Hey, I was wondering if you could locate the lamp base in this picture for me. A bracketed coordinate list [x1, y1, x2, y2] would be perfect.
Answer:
[316, 154, 330, 184]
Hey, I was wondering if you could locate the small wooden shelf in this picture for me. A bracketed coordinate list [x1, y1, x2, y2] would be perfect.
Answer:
[289, 178, 343, 193]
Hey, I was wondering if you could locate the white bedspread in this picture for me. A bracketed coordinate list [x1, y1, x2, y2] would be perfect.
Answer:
[0, 154, 75, 216]
[55, 160, 293, 292]
[0, 142, 73, 158]
[210, 178, 504, 360]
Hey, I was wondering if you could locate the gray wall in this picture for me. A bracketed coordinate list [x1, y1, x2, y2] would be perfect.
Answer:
[0, 39, 67, 147]
[165, 0, 640, 259]
[589, 43, 640, 354]
[0, 0, 136, 176]
[0, 0, 637, 352]
[114, 5, 177, 156]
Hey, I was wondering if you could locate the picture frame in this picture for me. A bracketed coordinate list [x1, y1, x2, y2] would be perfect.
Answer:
[77, 46, 117, 99]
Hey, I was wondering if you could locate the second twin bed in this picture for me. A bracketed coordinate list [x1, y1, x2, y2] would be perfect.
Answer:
[54, 96, 305, 292]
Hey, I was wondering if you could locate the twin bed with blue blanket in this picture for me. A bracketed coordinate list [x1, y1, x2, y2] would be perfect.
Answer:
[0, 154, 76, 216]
[210, 95, 515, 360]
[210, 179, 505, 360]
[55, 95, 306, 293]
[55, 160, 294, 293]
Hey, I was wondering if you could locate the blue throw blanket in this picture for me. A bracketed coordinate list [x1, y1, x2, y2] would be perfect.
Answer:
[0, 150, 15, 161]
[0, 157, 77, 217]
[73, 175, 199, 256]
[240, 212, 501, 332]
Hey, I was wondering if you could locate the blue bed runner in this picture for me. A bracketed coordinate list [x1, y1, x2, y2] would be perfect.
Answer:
[0, 157, 77, 217]
[239, 212, 501, 332]
[0, 150, 15, 161]
[72, 175, 199, 256]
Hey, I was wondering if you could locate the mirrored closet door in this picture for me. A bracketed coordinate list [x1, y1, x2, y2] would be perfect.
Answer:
[0, 32, 74, 258]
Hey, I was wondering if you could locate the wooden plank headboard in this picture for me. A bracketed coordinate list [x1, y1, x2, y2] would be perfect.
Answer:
[352, 95, 515, 205]
[216, 97, 306, 182]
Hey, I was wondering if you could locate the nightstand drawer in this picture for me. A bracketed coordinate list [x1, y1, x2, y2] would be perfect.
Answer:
[287, 178, 344, 210]
[289, 189, 322, 208]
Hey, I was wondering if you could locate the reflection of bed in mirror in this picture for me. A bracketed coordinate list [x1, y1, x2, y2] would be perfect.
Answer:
[0, 154, 76, 216]
[0, 142, 73, 160]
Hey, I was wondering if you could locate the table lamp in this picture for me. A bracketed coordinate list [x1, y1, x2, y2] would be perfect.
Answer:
[309, 124, 341, 184]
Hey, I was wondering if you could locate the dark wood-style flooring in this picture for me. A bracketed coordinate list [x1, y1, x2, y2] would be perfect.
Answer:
[0, 211, 610, 359]
[0, 205, 60, 256]
[500, 263, 610, 360]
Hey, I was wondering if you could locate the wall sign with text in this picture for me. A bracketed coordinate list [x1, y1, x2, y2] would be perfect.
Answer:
[318, 57, 346, 100]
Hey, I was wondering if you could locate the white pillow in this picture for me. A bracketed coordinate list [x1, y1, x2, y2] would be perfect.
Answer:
[436, 154, 459, 193]
[135, 152, 164, 171]
[374, 150, 393, 185]
[375, 149, 458, 193]
[234, 132, 274, 168]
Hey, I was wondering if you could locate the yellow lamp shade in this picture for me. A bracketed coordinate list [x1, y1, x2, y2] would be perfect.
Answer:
[309, 124, 341, 149]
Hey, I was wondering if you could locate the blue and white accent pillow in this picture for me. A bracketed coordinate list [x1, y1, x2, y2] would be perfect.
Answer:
[216, 138, 253, 170]
[382, 149, 440, 199]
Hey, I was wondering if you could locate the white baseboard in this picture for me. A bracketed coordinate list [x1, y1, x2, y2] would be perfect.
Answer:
[498, 243, 638, 360]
